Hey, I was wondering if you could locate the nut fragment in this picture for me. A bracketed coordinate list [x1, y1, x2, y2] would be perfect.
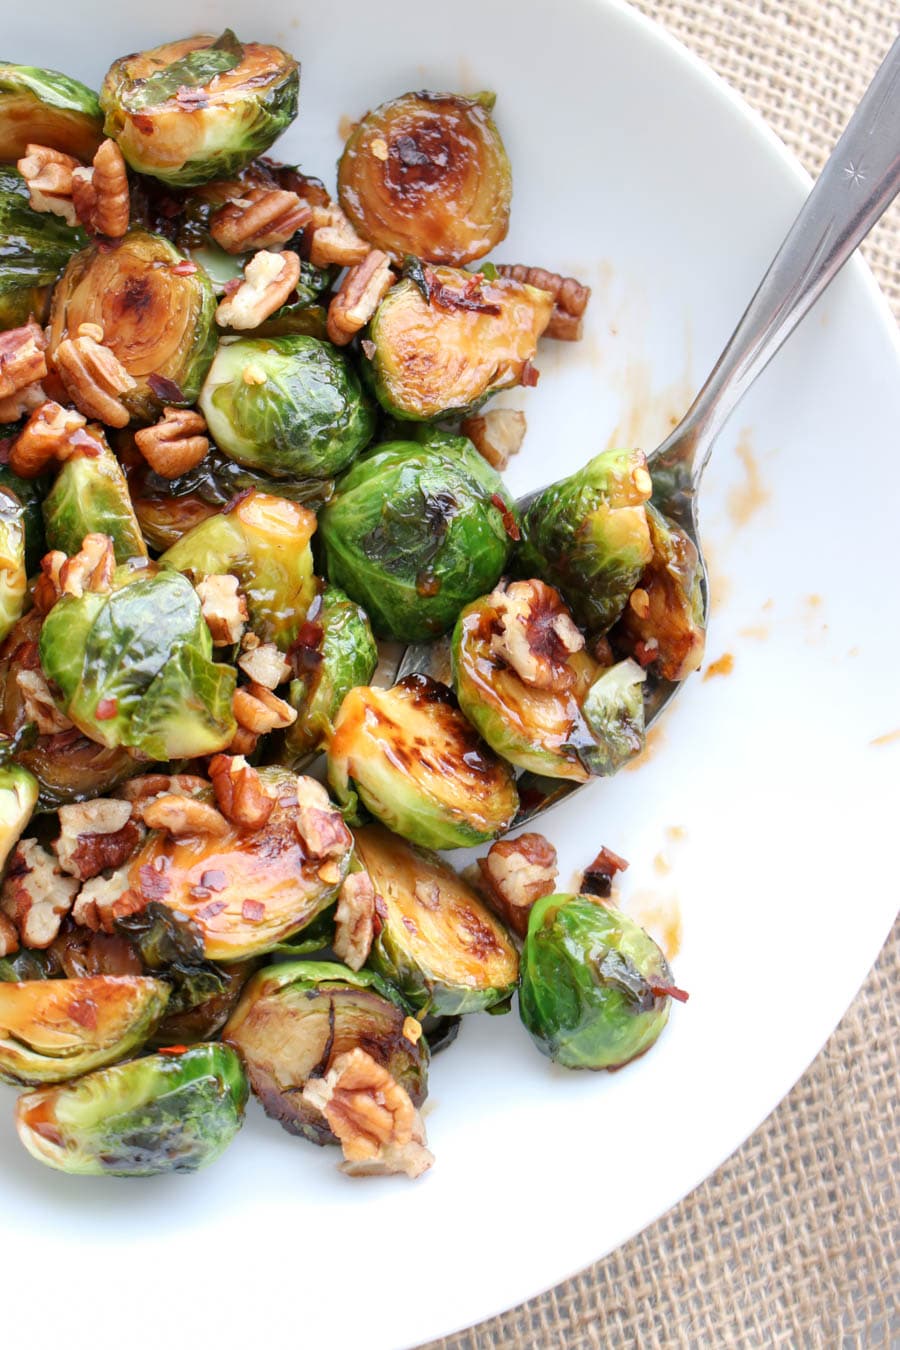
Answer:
[0, 321, 47, 403]
[56, 533, 116, 599]
[54, 798, 142, 881]
[236, 641, 290, 689]
[70, 138, 130, 237]
[53, 325, 136, 427]
[15, 668, 73, 734]
[196, 574, 248, 646]
[210, 187, 312, 253]
[72, 867, 141, 933]
[326, 250, 394, 345]
[233, 682, 297, 735]
[496, 264, 591, 340]
[308, 204, 370, 267]
[1, 838, 79, 948]
[300, 1048, 433, 1179]
[139, 794, 230, 839]
[0, 911, 18, 957]
[119, 773, 210, 806]
[134, 407, 209, 478]
[16, 144, 81, 225]
[333, 869, 376, 971]
[215, 250, 301, 330]
[488, 579, 584, 690]
[461, 408, 527, 471]
[295, 796, 352, 860]
[208, 754, 274, 831]
[477, 832, 558, 938]
[9, 401, 90, 478]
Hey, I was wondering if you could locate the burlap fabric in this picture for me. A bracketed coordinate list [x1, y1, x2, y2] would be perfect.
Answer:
[422, 3, 900, 1346]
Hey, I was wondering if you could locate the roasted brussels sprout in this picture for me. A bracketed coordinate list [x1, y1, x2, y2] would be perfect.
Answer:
[318, 435, 518, 642]
[223, 960, 427, 1142]
[48, 228, 217, 423]
[198, 335, 375, 480]
[328, 674, 519, 848]
[612, 504, 707, 681]
[337, 90, 511, 266]
[365, 265, 552, 420]
[0, 464, 48, 573]
[355, 824, 519, 1015]
[580, 659, 647, 775]
[518, 447, 654, 633]
[0, 62, 102, 161]
[39, 566, 236, 760]
[99, 31, 299, 188]
[42, 431, 147, 564]
[0, 759, 38, 872]
[0, 974, 169, 1085]
[282, 585, 378, 759]
[0, 489, 26, 645]
[16, 1042, 248, 1175]
[519, 894, 683, 1069]
[0, 166, 86, 329]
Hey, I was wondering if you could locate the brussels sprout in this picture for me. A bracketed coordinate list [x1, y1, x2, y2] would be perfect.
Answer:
[42, 431, 147, 564]
[15, 1042, 248, 1175]
[160, 489, 316, 650]
[100, 31, 299, 188]
[518, 448, 654, 634]
[0, 489, 26, 645]
[0, 463, 48, 573]
[126, 768, 352, 961]
[0, 974, 169, 1085]
[580, 659, 647, 775]
[318, 435, 517, 642]
[223, 959, 427, 1143]
[337, 90, 511, 266]
[0, 62, 102, 160]
[355, 824, 519, 1015]
[612, 504, 707, 682]
[0, 948, 53, 982]
[328, 674, 519, 848]
[282, 585, 378, 759]
[0, 166, 86, 329]
[199, 335, 375, 480]
[519, 894, 683, 1070]
[364, 266, 552, 420]
[0, 759, 38, 873]
[48, 229, 217, 423]
[39, 567, 236, 760]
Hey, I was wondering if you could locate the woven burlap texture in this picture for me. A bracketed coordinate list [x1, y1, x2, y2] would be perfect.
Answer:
[421, 3, 900, 1347]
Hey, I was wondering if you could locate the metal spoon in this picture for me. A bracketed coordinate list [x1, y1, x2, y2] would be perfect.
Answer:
[396, 35, 900, 826]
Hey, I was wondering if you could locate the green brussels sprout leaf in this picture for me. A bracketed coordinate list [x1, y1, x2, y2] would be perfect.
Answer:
[0, 62, 102, 161]
[0, 166, 87, 330]
[42, 432, 147, 563]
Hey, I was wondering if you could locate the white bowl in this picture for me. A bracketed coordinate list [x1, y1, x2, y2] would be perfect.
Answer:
[2, 3, 899, 1347]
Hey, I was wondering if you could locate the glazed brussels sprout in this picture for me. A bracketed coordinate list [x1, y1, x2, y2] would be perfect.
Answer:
[223, 960, 427, 1142]
[337, 90, 511, 266]
[0, 489, 26, 646]
[364, 265, 552, 420]
[42, 431, 147, 564]
[282, 585, 378, 759]
[15, 1042, 249, 1176]
[318, 435, 518, 642]
[0, 166, 86, 329]
[0, 974, 169, 1085]
[198, 335, 375, 480]
[0, 62, 102, 161]
[355, 824, 519, 1015]
[161, 489, 317, 650]
[48, 228, 217, 423]
[519, 894, 683, 1070]
[39, 566, 237, 760]
[580, 659, 647, 775]
[328, 674, 519, 848]
[612, 503, 707, 681]
[100, 31, 299, 188]
[0, 464, 49, 573]
[518, 447, 654, 633]
[0, 758, 38, 873]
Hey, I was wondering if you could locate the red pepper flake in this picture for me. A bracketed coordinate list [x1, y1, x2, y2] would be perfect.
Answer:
[133, 114, 156, 135]
[580, 845, 629, 899]
[372, 892, 387, 937]
[139, 863, 171, 902]
[176, 86, 209, 109]
[148, 372, 185, 404]
[632, 639, 659, 668]
[242, 899, 266, 922]
[196, 898, 227, 922]
[157, 1045, 189, 1055]
[69, 428, 102, 455]
[401, 915, 418, 935]
[95, 697, 118, 721]
[170, 259, 198, 276]
[490, 492, 521, 542]
[222, 277, 243, 298]
[423, 265, 502, 316]
[650, 983, 690, 1003]
[200, 869, 227, 892]
[288, 620, 324, 677]
[67, 997, 98, 1030]
[520, 360, 540, 388]
[223, 486, 255, 514]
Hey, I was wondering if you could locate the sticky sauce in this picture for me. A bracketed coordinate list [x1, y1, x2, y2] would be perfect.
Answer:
[703, 652, 734, 681]
[653, 852, 671, 876]
[623, 723, 666, 772]
[870, 728, 900, 748]
[727, 432, 770, 527]
[337, 114, 358, 142]
[626, 889, 682, 961]
[604, 352, 694, 453]
[666, 825, 687, 842]
[739, 624, 769, 640]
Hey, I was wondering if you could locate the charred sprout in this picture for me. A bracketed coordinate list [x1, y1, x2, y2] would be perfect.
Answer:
[0, 62, 102, 161]
[0, 759, 38, 873]
[0, 165, 86, 329]
[42, 430, 147, 563]
[0, 465, 49, 573]
[282, 585, 378, 759]
[0, 489, 26, 644]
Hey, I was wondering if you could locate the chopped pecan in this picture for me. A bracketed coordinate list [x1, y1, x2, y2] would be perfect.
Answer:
[215, 249, 301, 331]
[210, 187, 311, 253]
[496, 264, 591, 341]
[15, 668, 73, 734]
[16, 144, 81, 225]
[488, 579, 584, 690]
[233, 682, 297, 735]
[476, 832, 558, 938]
[55, 798, 142, 881]
[308, 204, 370, 267]
[208, 754, 274, 831]
[119, 773, 210, 806]
[0, 379, 49, 424]
[580, 845, 629, 899]
[53, 324, 136, 427]
[0, 911, 18, 957]
[139, 794, 230, 839]
[196, 573, 248, 646]
[333, 870, 376, 971]
[225, 726, 260, 757]
[326, 250, 394, 345]
[72, 867, 142, 933]
[70, 139, 130, 237]
[461, 408, 527, 471]
[57, 533, 115, 598]
[9, 401, 90, 478]
[295, 790, 352, 859]
[237, 641, 290, 690]
[1, 838, 79, 948]
[134, 407, 209, 478]
[0, 321, 47, 403]
[300, 1048, 433, 1179]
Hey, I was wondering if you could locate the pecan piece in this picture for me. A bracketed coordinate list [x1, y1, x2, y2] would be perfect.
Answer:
[134, 407, 209, 479]
[236, 641, 290, 690]
[9, 401, 90, 478]
[72, 867, 141, 933]
[70, 139, 130, 238]
[326, 250, 394, 345]
[15, 668, 73, 735]
[16, 144, 81, 225]
[208, 754, 274, 831]
[215, 250, 301, 331]
[496, 264, 591, 341]
[308, 204, 370, 268]
[333, 870, 376, 971]
[210, 187, 312, 253]
[139, 794, 230, 839]
[56, 533, 115, 598]
[119, 773, 210, 806]
[0, 911, 18, 957]
[54, 798, 142, 881]
[488, 579, 584, 690]
[53, 324, 136, 427]
[196, 573, 248, 646]
[1, 838, 79, 948]
[0, 321, 47, 403]
[233, 682, 297, 735]
[476, 832, 558, 938]
[461, 408, 527, 471]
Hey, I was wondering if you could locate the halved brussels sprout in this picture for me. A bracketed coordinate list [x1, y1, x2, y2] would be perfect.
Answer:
[282, 585, 378, 759]
[0, 759, 38, 873]
[0, 974, 169, 1085]
[611, 504, 706, 681]
[199, 335, 375, 480]
[100, 31, 299, 187]
[318, 435, 518, 642]
[337, 90, 511, 266]
[0, 489, 26, 645]
[518, 448, 654, 634]
[15, 1042, 248, 1175]
[42, 431, 147, 564]
[355, 824, 519, 1015]
[48, 228, 217, 423]
[580, 659, 647, 775]
[126, 769, 352, 961]
[39, 566, 236, 760]
[161, 489, 316, 650]
[519, 894, 683, 1069]
[328, 674, 519, 848]
[364, 266, 552, 420]
[0, 464, 49, 573]
[223, 959, 427, 1142]
[0, 166, 86, 329]
[0, 62, 102, 161]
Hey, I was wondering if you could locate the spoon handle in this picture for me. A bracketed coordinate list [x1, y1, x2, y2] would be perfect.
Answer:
[651, 34, 900, 482]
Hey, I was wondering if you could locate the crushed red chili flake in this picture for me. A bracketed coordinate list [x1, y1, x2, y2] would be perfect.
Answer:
[157, 1045, 189, 1055]
[176, 86, 208, 109]
[148, 373, 185, 403]
[95, 697, 118, 721]
[520, 360, 540, 388]
[422, 265, 502, 316]
[242, 899, 266, 922]
[633, 639, 659, 668]
[223, 486, 254, 514]
[67, 997, 98, 1030]
[372, 892, 387, 937]
[580, 845, 630, 899]
[490, 492, 521, 541]
[650, 983, 690, 1003]
[195, 898, 228, 922]
[69, 427, 103, 454]
[133, 114, 156, 136]
[169, 259, 198, 276]
[200, 869, 227, 892]
[139, 864, 172, 902]
[222, 276, 243, 298]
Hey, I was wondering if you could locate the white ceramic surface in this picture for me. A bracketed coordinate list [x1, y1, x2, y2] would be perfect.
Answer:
[2, 3, 898, 1347]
